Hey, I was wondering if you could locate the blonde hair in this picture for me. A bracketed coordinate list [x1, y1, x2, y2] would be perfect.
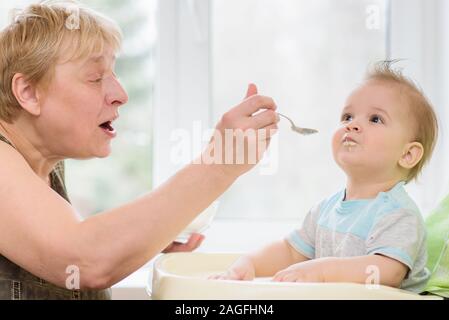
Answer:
[0, 0, 122, 122]
[366, 61, 439, 182]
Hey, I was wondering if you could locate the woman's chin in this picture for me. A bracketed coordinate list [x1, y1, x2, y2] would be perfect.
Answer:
[74, 150, 111, 160]
[96, 148, 112, 158]
[87, 144, 112, 159]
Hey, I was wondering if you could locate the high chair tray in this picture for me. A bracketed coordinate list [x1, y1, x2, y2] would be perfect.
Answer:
[150, 253, 442, 300]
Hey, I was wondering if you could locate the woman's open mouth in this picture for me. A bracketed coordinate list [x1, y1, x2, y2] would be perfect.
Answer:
[99, 121, 117, 138]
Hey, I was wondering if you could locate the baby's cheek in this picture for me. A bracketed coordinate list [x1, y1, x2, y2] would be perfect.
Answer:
[331, 130, 343, 147]
[371, 138, 399, 161]
[331, 142, 343, 162]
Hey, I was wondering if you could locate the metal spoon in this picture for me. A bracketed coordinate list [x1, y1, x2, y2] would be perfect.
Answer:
[277, 113, 318, 135]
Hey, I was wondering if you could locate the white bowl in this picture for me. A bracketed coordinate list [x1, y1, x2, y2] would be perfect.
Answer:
[176, 202, 219, 242]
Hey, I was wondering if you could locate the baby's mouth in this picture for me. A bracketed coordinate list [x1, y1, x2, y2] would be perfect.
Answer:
[343, 140, 357, 147]
[342, 136, 357, 147]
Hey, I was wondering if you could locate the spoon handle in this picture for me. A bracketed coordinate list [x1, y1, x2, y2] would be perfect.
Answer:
[277, 112, 318, 136]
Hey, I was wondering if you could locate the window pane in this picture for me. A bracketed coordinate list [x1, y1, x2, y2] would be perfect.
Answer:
[65, 0, 157, 216]
[211, 0, 388, 219]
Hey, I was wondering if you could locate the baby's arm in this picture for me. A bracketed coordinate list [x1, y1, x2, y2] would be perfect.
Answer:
[323, 255, 408, 287]
[273, 254, 408, 287]
[213, 203, 320, 281]
[212, 240, 309, 280]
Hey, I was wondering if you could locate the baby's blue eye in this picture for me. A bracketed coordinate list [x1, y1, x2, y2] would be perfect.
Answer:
[341, 114, 352, 122]
[370, 115, 383, 124]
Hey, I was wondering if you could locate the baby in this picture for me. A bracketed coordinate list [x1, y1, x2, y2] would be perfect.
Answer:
[213, 62, 439, 293]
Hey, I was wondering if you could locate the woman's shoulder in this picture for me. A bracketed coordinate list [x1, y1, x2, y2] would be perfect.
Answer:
[0, 142, 45, 211]
[0, 139, 33, 176]
[0, 141, 70, 204]
[0, 140, 67, 208]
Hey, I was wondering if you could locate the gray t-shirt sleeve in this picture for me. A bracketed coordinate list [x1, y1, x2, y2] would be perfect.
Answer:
[365, 209, 426, 270]
[286, 202, 321, 259]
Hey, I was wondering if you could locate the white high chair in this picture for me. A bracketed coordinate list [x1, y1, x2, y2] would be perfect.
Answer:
[149, 253, 443, 300]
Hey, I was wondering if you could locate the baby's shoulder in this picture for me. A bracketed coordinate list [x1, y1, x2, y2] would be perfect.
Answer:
[378, 185, 421, 218]
[371, 190, 425, 231]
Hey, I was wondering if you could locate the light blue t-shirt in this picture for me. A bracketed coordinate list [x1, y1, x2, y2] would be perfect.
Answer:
[286, 181, 430, 293]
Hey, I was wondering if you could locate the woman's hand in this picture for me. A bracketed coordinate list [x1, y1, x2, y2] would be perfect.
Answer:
[209, 256, 256, 281]
[162, 233, 205, 253]
[272, 259, 328, 283]
[203, 84, 279, 177]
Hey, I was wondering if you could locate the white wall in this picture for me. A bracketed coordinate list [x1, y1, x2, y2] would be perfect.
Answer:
[390, 0, 449, 214]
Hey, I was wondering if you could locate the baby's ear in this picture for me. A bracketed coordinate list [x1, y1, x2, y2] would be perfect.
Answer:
[398, 142, 424, 169]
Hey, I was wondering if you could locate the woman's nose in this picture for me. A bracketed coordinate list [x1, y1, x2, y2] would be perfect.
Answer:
[106, 77, 129, 108]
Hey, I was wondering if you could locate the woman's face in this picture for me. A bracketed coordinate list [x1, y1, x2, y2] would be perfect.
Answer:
[36, 46, 128, 159]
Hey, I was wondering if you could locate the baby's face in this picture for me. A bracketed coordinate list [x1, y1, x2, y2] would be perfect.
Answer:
[332, 80, 415, 180]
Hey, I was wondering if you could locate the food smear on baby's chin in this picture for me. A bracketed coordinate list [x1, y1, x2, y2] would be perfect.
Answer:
[342, 140, 357, 152]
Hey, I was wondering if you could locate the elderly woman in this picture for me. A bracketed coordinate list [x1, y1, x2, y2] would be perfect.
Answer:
[0, 1, 279, 300]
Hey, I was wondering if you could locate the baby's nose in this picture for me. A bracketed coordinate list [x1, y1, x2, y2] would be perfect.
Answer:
[345, 123, 361, 132]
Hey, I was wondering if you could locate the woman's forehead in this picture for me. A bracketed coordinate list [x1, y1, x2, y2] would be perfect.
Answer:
[82, 53, 117, 68]
[56, 32, 117, 63]
[57, 48, 117, 71]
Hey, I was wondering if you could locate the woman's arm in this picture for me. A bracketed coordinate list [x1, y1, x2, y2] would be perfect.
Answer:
[0, 142, 239, 289]
[0, 87, 279, 290]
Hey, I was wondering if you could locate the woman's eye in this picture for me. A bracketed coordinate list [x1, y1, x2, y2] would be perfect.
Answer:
[370, 115, 383, 124]
[89, 74, 104, 83]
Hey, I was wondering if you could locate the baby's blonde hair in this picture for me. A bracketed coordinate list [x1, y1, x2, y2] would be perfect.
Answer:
[0, 0, 122, 122]
[366, 61, 438, 183]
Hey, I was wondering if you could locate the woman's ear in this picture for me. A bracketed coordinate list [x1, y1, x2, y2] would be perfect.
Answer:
[399, 142, 424, 169]
[11, 73, 41, 117]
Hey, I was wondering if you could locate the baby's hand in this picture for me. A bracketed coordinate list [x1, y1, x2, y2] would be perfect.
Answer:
[208, 256, 256, 281]
[272, 259, 327, 283]
[208, 268, 253, 281]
